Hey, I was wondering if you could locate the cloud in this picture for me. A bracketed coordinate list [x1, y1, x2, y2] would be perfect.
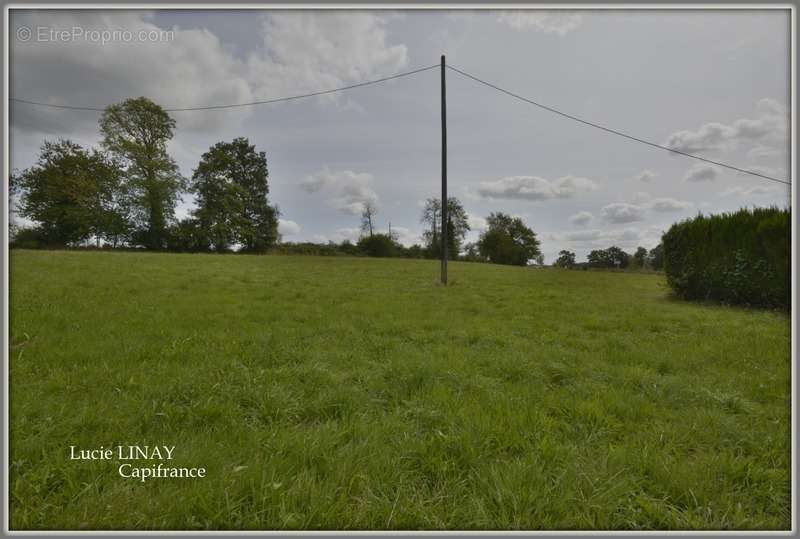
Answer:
[298, 172, 329, 193]
[756, 98, 788, 117]
[747, 144, 785, 160]
[721, 185, 780, 197]
[328, 185, 379, 216]
[552, 227, 643, 243]
[600, 203, 646, 224]
[569, 211, 594, 225]
[664, 123, 736, 154]
[477, 175, 597, 201]
[278, 219, 301, 236]
[648, 197, 694, 212]
[664, 98, 789, 154]
[300, 167, 379, 216]
[299, 167, 374, 195]
[332, 228, 361, 243]
[246, 12, 407, 108]
[634, 170, 656, 183]
[496, 11, 583, 35]
[547, 225, 666, 252]
[624, 191, 692, 213]
[467, 214, 487, 231]
[10, 11, 409, 136]
[374, 225, 419, 247]
[735, 166, 788, 181]
[11, 11, 252, 134]
[630, 191, 652, 204]
[684, 164, 720, 182]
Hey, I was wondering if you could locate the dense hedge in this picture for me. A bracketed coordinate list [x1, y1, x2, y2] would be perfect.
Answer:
[662, 206, 790, 309]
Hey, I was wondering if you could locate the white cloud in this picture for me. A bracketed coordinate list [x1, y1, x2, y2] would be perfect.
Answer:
[375, 225, 419, 247]
[247, 12, 407, 107]
[11, 11, 252, 134]
[278, 219, 301, 236]
[552, 227, 643, 243]
[648, 197, 694, 212]
[10, 11, 409, 135]
[300, 167, 379, 216]
[477, 175, 597, 201]
[600, 202, 646, 224]
[569, 211, 594, 225]
[665, 123, 736, 153]
[634, 170, 656, 183]
[664, 98, 789, 154]
[328, 186, 379, 216]
[721, 185, 780, 197]
[332, 228, 361, 243]
[497, 11, 583, 35]
[467, 214, 487, 231]
[624, 192, 692, 213]
[684, 164, 720, 182]
[547, 225, 666, 254]
[559, 230, 608, 242]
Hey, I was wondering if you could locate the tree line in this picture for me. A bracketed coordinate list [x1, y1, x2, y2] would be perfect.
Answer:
[12, 94, 661, 271]
[11, 108, 548, 266]
[11, 97, 279, 253]
[326, 197, 543, 266]
[553, 244, 664, 271]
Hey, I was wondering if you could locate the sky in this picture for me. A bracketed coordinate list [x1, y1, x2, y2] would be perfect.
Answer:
[8, 8, 792, 262]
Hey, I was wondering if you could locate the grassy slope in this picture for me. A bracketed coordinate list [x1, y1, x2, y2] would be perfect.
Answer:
[9, 250, 791, 530]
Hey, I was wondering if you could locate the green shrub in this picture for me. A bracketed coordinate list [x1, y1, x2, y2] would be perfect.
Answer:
[662, 206, 790, 309]
[357, 234, 397, 258]
[10, 227, 49, 249]
[271, 242, 349, 257]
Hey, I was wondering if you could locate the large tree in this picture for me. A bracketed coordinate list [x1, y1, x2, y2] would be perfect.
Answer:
[420, 197, 470, 259]
[477, 212, 541, 266]
[100, 97, 183, 250]
[12, 140, 126, 247]
[587, 246, 630, 268]
[554, 250, 576, 268]
[190, 137, 279, 252]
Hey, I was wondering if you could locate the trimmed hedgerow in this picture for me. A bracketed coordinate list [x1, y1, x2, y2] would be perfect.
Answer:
[662, 206, 790, 309]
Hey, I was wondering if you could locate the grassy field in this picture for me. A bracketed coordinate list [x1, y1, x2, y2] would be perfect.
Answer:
[8, 249, 791, 530]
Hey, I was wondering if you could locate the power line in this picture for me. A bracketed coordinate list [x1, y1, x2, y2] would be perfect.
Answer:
[9, 64, 439, 113]
[446, 64, 791, 186]
[9, 60, 791, 187]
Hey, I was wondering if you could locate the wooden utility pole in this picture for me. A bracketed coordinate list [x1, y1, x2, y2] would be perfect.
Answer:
[440, 55, 448, 285]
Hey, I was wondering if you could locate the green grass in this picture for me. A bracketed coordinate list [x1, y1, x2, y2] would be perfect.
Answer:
[9, 250, 791, 530]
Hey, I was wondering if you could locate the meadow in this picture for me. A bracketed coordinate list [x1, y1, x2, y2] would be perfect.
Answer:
[8, 250, 791, 530]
